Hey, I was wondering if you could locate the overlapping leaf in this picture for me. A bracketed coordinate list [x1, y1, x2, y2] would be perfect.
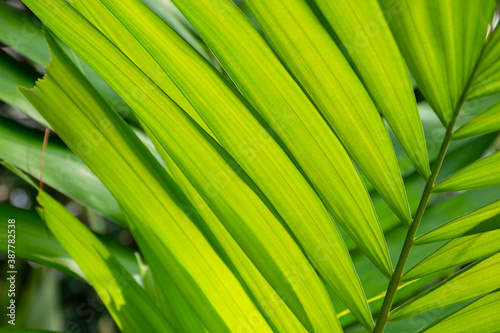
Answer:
[379, 0, 496, 125]
[469, 25, 500, 99]
[63, 0, 377, 329]
[421, 291, 500, 333]
[453, 99, 500, 140]
[313, 0, 430, 179]
[19, 30, 272, 332]
[166, 0, 392, 281]
[36, 191, 174, 333]
[433, 150, 500, 192]
[244, 0, 411, 232]
[26, 3, 345, 332]
[390, 253, 500, 321]
[404, 229, 500, 281]
[416, 199, 500, 244]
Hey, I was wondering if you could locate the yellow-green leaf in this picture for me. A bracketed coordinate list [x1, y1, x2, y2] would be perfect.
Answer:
[37, 192, 174, 333]
[433, 150, 500, 192]
[67, 0, 379, 329]
[422, 291, 500, 333]
[379, 0, 496, 125]
[19, 27, 272, 332]
[416, 199, 500, 244]
[390, 253, 500, 321]
[313, 0, 430, 179]
[404, 229, 500, 281]
[167, 0, 392, 280]
[453, 99, 500, 140]
[244, 0, 411, 234]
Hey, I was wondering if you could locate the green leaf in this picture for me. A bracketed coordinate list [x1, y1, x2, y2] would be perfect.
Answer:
[60, 0, 372, 330]
[379, 0, 496, 125]
[469, 26, 500, 99]
[0, 51, 47, 126]
[390, 253, 500, 321]
[404, 229, 500, 281]
[0, 117, 124, 225]
[244, 0, 412, 236]
[135, 254, 208, 332]
[165, 0, 392, 279]
[19, 27, 272, 332]
[0, 201, 141, 282]
[416, 199, 500, 244]
[421, 291, 500, 333]
[312, 0, 430, 179]
[453, 99, 500, 140]
[0, 2, 50, 65]
[26, 3, 345, 331]
[433, 150, 500, 192]
[36, 191, 174, 333]
[0, 203, 83, 281]
[145, 134, 308, 332]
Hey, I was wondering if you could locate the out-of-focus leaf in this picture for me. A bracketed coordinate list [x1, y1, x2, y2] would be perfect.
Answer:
[453, 99, 500, 139]
[19, 28, 271, 332]
[313, 0, 429, 179]
[0, 51, 46, 126]
[0, 117, 124, 225]
[404, 229, 500, 281]
[37, 191, 174, 333]
[0, 328, 57, 333]
[379, 0, 496, 125]
[390, 253, 500, 321]
[245, 0, 411, 239]
[0, 2, 50, 65]
[416, 199, 500, 244]
[469, 25, 500, 99]
[166, 0, 392, 280]
[421, 291, 500, 333]
[0, 203, 140, 283]
[0, 203, 82, 281]
[433, 150, 500, 192]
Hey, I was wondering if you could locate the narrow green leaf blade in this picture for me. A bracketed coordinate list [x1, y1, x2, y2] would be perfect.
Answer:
[379, 0, 496, 125]
[19, 26, 272, 332]
[390, 253, 500, 321]
[80, 0, 377, 329]
[167, 0, 392, 279]
[469, 26, 500, 99]
[245, 0, 412, 231]
[416, 199, 500, 244]
[433, 150, 500, 192]
[404, 229, 500, 281]
[37, 191, 174, 333]
[422, 291, 500, 333]
[27, 2, 344, 331]
[313, 0, 430, 179]
[453, 99, 500, 140]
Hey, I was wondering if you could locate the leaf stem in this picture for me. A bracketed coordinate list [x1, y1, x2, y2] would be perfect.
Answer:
[372, 28, 493, 331]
